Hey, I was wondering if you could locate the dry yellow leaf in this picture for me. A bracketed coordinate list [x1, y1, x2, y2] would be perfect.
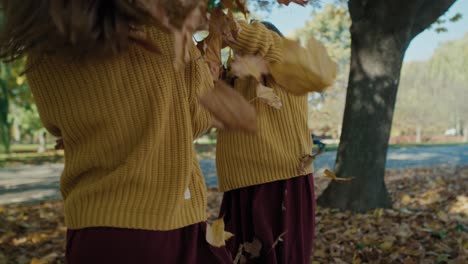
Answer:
[29, 253, 59, 264]
[373, 208, 384, 219]
[199, 80, 257, 132]
[314, 248, 327, 258]
[379, 241, 394, 251]
[298, 152, 322, 175]
[256, 84, 282, 109]
[206, 218, 234, 247]
[352, 253, 362, 264]
[436, 211, 449, 222]
[324, 169, 353, 181]
[269, 37, 338, 95]
[401, 194, 412, 204]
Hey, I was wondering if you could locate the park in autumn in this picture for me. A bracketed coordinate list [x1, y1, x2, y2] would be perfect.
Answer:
[0, 0, 467, 263]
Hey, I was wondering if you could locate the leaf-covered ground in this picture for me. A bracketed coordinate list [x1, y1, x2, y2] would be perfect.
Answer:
[1, 166, 467, 264]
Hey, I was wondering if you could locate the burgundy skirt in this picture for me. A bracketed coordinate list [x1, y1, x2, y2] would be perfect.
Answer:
[219, 174, 315, 264]
[66, 222, 232, 264]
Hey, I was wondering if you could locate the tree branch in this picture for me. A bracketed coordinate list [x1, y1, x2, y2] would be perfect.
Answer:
[412, 0, 457, 36]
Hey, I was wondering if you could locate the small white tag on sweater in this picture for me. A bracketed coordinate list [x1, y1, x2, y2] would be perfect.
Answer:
[184, 187, 191, 200]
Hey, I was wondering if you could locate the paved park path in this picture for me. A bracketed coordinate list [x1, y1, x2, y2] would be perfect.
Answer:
[1, 145, 467, 205]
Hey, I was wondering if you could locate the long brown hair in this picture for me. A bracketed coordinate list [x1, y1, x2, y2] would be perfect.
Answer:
[0, 0, 156, 61]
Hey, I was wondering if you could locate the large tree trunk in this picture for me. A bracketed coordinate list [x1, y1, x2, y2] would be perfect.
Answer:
[318, 21, 407, 211]
[317, 0, 457, 212]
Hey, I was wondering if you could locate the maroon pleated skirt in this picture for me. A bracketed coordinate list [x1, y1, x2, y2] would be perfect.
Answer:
[219, 174, 315, 264]
[66, 222, 233, 264]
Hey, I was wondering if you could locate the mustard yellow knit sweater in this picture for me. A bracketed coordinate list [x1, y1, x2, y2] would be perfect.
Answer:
[26, 27, 213, 231]
[216, 21, 313, 192]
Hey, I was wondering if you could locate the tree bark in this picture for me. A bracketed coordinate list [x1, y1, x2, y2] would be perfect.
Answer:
[317, 20, 407, 211]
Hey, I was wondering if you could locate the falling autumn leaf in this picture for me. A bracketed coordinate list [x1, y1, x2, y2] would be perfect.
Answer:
[199, 80, 257, 132]
[256, 83, 282, 109]
[221, 0, 236, 9]
[298, 151, 323, 174]
[269, 231, 287, 253]
[269, 37, 338, 95]
[202, 33, 224, 80]
[324, 169, 354, 181]
[132, 0, 209, 68]
[209, 7, 241, 43]
[220, 0, 249, 16]
[206, 218, 234, 247]
[230, 55, 269, 81]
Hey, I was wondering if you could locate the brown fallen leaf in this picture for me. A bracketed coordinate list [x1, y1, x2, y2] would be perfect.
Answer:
[243, 238, 262, 258]
[256, 83, 282, 109]
[30, 253, 58, 264]
[199, 80, 257, 132]
[269, 37, 338, 95]
[206, 218, 234, 247]
[324, 169, 354, 181]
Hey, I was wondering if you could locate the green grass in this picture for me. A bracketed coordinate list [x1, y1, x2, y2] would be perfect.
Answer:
[9, 144, 56, 153]
[0, 144, 63, 168]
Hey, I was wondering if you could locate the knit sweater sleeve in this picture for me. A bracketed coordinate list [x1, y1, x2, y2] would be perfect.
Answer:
[25, 67, 62, 138]
[185, 45, 214, 139]
[227, 20, 283, 63]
